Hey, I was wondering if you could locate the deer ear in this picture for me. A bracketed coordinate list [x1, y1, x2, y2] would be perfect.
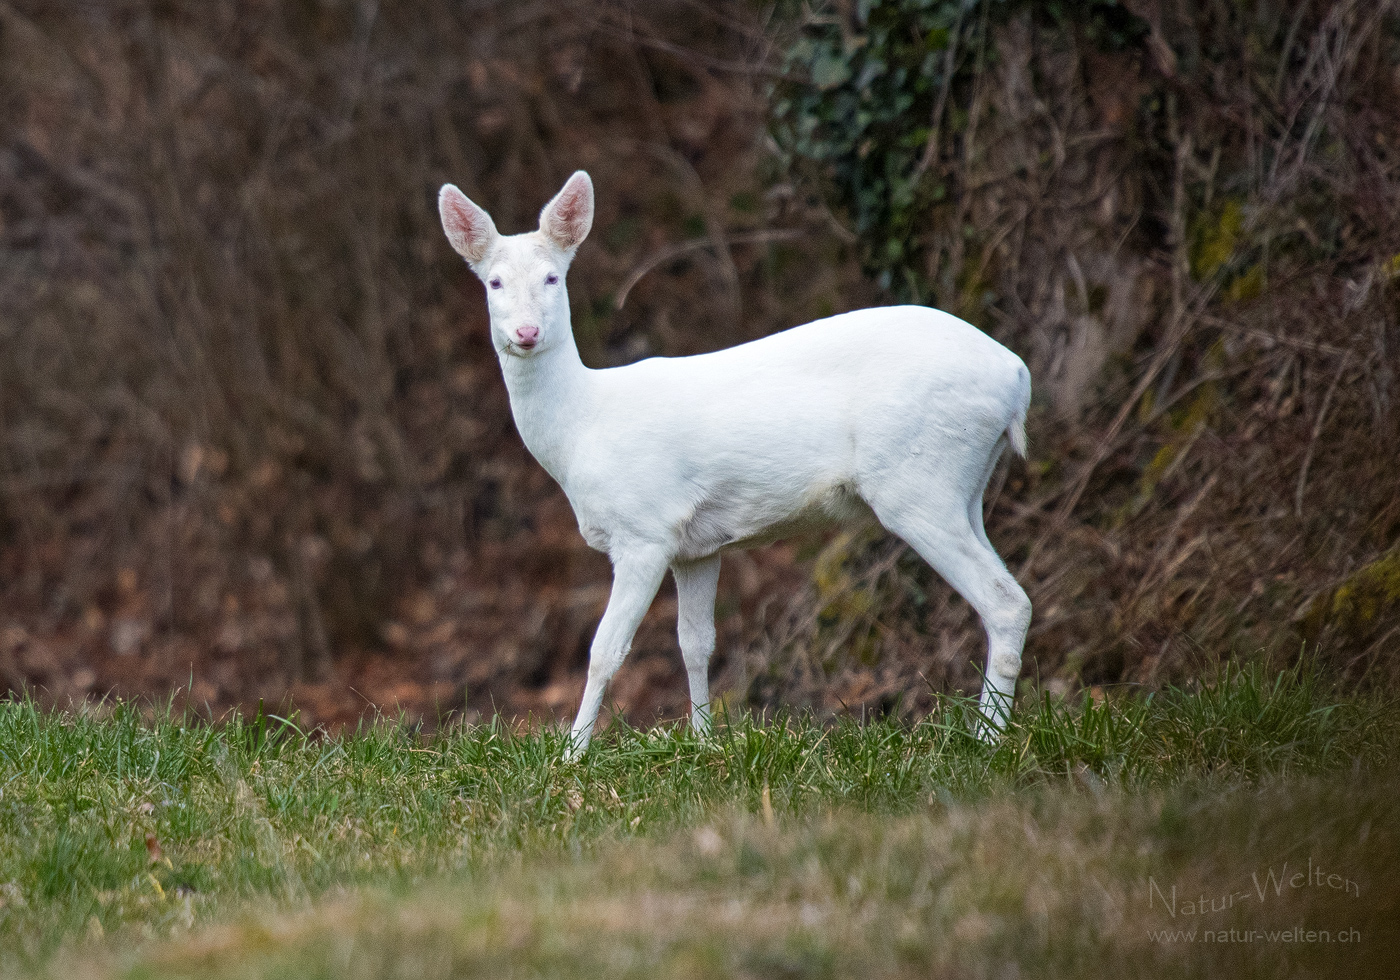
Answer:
[439, 184, 497, 266]
[539, 171, 594, 253]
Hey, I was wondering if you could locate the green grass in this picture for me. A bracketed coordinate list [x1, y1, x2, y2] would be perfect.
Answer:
[2, 663, 1397, 978]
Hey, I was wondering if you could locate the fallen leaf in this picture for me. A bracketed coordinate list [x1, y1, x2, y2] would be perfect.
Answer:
[145, 833, 172, 868]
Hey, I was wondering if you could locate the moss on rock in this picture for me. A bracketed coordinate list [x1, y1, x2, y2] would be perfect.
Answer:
[1303, 550, 1400, 649]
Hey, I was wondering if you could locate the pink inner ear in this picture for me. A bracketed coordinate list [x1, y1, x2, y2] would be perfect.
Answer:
[554, 187, 585, 227]
[442, 190, 487, 259]
[545, 177, 591, 246]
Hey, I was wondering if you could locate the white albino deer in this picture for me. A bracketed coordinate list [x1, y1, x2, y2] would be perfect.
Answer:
[438, 171, 1032, 758]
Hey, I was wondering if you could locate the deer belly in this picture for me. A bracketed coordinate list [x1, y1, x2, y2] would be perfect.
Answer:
[674, 480, 873, 560]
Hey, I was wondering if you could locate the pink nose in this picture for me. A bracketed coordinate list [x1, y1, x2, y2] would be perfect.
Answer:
[516, 324, 539, 348]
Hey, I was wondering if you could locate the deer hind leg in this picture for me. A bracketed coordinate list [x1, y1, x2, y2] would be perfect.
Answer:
[866, 471, 1031, 739]
[968, 434, 1007, 554]
[673, 554, 722, 735]
[565, 546, 670, 761]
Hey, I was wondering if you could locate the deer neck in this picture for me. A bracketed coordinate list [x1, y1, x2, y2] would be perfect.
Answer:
[498, 327, 592, 483]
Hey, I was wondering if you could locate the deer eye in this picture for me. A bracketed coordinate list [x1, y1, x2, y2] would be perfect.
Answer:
[545, 273, 559, 285]
[488, 277, 502, 290]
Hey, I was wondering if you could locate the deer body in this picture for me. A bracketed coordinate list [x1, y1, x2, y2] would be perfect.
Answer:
[440, 172, 1032, 758]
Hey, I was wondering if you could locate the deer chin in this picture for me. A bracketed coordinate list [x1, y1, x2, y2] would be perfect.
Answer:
[495, 333, 539, 356]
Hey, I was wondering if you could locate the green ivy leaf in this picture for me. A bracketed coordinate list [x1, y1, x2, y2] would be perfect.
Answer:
[811, 53, 852, 90]
[771, 0, 1150, 302]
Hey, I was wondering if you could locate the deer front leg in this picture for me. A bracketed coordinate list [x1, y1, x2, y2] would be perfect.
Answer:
[673, 554, 722, 736]
[565, 546, 670, 761]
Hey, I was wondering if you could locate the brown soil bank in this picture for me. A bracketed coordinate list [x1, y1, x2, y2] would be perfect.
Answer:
[0, 0, 1397, 729]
